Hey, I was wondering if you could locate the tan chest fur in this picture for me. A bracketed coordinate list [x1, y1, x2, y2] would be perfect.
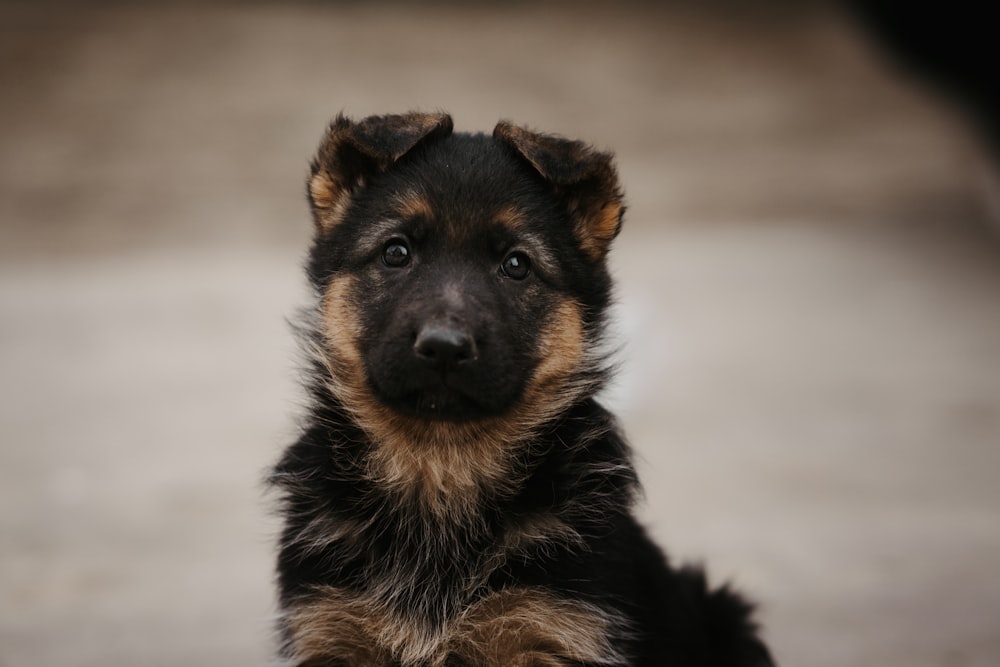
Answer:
[283, 585, 628, 667]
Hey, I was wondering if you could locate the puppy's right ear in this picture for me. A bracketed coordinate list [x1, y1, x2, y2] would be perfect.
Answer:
[308, 112, 453, 232]
[494, 121, 624, 262]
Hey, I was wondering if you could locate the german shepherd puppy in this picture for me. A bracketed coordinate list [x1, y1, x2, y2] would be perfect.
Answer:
[271, 112, 775, 667]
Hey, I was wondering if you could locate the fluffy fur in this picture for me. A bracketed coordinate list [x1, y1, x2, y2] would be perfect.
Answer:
[271, 112, 775, 666]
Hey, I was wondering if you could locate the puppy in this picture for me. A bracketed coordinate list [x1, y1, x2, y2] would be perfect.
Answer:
[270, 112, 775, 667]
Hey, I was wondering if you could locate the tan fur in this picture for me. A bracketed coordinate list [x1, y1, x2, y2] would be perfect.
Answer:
[575, 200, 623, 262]
[318, 280, 591, 520]
[284, 591, 395, 666]
[492, 204, 527, 232]
[309, 171, 361, 233]
[284, 586, 628, 667]
[309, 171, 340, 211]
[449, 588, 628, 667]
[522, 300, 586, 401]
[393, 189, 434, 222]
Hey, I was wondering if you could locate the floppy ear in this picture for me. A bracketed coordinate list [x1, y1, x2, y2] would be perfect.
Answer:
[308, 112, 453, 232]
[494, 121, 624, 261]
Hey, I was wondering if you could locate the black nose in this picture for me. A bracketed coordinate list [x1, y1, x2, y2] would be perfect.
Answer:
[413, 326, 477, 368]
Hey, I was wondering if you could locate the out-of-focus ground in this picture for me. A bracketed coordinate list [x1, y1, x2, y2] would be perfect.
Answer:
[2, 2, 999, 666]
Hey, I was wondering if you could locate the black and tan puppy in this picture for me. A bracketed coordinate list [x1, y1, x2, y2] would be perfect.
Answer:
[271, 112, 774, 666]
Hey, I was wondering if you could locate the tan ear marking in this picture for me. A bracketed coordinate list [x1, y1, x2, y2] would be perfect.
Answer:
[574, 199, 624, 262]
[309, 171, 355, 233]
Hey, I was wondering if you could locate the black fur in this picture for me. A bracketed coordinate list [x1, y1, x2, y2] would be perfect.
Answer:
[271, 113, 775, 666]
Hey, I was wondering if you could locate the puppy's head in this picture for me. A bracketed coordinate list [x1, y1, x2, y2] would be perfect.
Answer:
[305, 112, 623, 451]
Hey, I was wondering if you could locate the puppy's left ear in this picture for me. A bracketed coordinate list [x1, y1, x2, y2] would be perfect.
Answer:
[494, 121, 624, 261]
[309, 112, 453, 233]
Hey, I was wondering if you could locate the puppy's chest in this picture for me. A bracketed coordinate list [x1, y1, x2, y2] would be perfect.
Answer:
[283, 582, 627, 667]
[283, 512, 627, 666]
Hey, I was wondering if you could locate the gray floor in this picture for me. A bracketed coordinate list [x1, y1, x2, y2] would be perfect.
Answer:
[2, 2, 999, 666]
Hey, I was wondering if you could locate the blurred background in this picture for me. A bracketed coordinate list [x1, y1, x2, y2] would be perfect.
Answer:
[2, 1, 999, 665]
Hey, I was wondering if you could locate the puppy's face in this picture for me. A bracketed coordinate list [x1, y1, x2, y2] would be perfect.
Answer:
[342, 189, 558, 420]
[306, 114, 623, 434]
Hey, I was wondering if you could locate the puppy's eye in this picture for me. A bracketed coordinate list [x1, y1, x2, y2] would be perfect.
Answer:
[500, 251, 530, 280]
[382, 239, 410, 267]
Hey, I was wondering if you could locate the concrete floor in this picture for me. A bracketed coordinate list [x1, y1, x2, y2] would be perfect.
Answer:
[2, 2, 999, 666]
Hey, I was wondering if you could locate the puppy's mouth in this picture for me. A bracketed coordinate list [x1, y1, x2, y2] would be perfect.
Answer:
[392, 387, 491, 422]
[367, 369, 508, 422]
